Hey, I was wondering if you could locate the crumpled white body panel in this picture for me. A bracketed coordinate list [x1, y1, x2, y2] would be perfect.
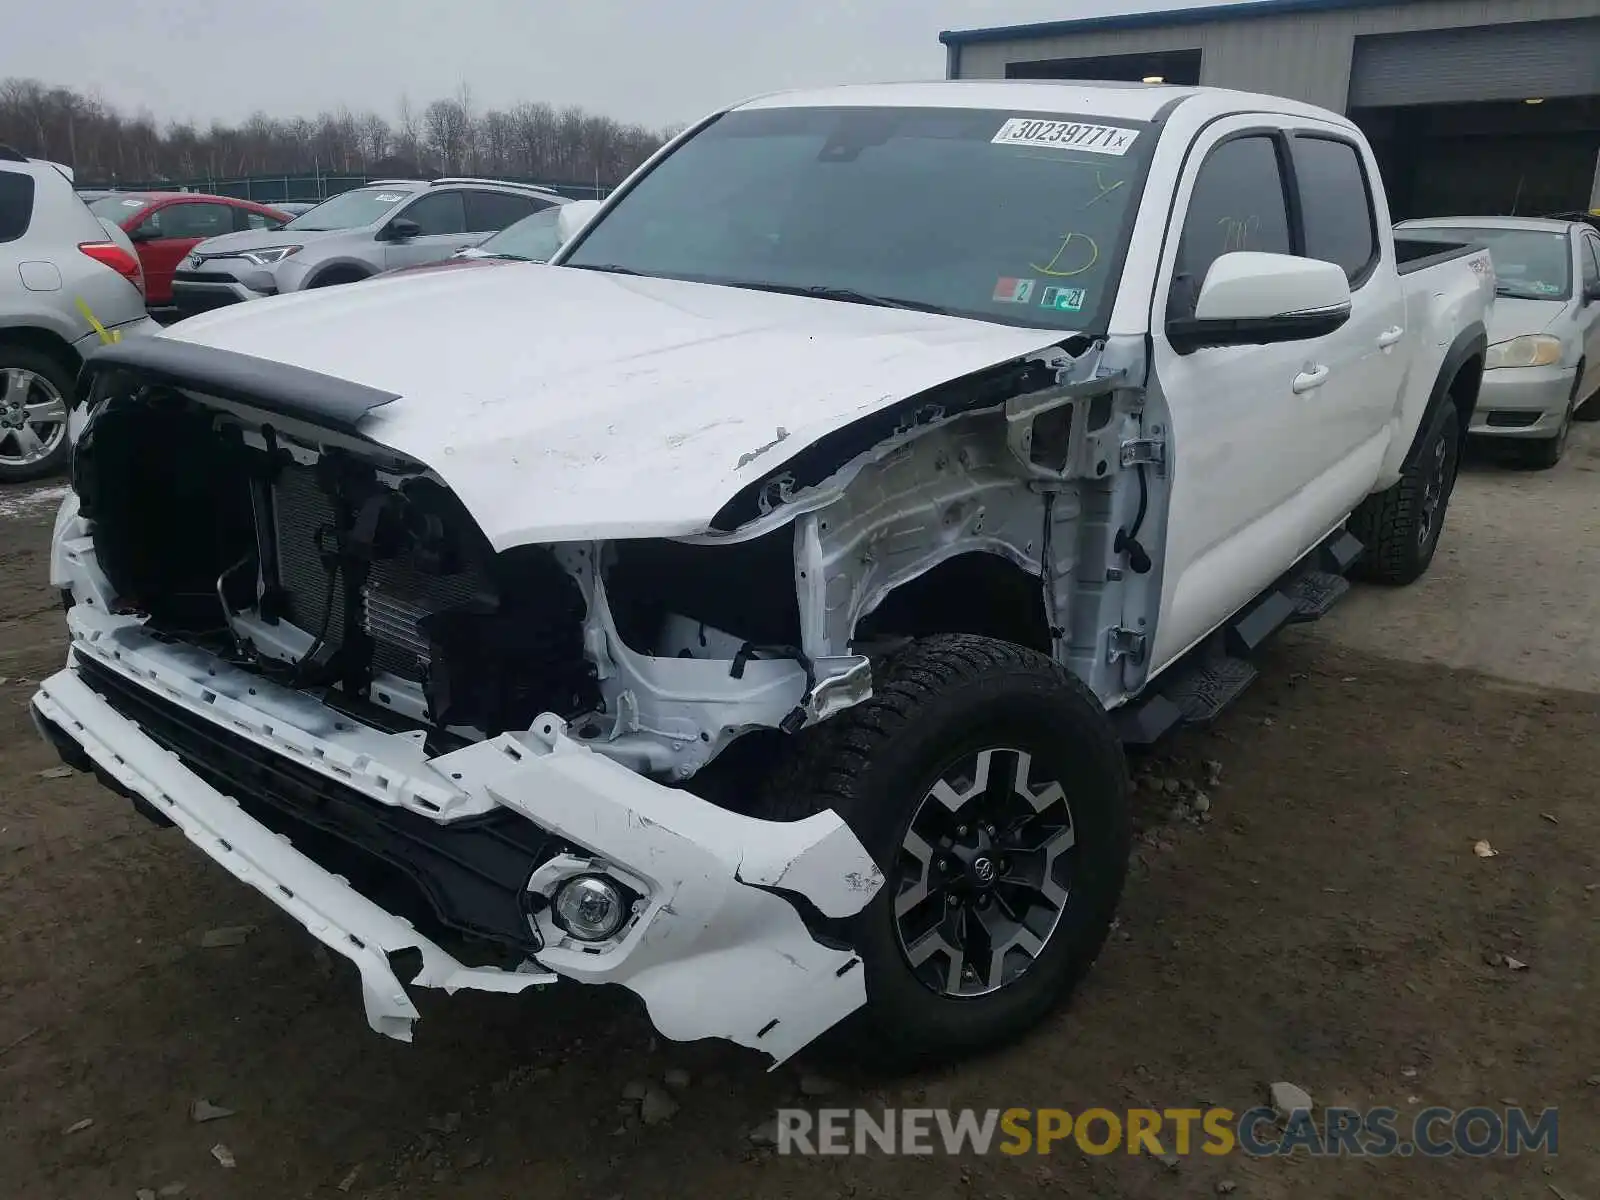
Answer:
[37, 602, 883, 1064]
[161, 266, 1064, 547]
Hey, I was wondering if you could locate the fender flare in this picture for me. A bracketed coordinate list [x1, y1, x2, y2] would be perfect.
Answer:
[303, 261, 374, 290]
[1401, 323, 1486, 466]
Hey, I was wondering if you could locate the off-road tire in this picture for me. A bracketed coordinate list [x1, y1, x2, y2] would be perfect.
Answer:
[757, 634, 1130, 1066]
[1348, 399, 1460, 586]
[0, 343, 75, 484]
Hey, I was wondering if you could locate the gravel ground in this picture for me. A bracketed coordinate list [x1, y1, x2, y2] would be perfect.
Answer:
[1, 427, 1597, 1200]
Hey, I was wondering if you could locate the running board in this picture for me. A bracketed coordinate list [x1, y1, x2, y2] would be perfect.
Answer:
[1115, 527, 1364, 747]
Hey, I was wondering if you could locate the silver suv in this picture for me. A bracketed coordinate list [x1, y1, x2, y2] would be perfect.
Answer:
[1, 146, 157, 482]
[169, 178, 564, 317]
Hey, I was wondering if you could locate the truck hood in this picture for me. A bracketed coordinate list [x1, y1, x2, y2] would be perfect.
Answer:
[160, 265, 1067, 548]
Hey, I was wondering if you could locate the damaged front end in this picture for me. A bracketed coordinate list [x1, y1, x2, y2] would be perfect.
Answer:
[37, 343, 885, 1063]
[37, 320, 1151, 1062]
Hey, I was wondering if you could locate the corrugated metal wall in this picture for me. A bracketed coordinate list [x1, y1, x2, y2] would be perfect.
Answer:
[1349, 18, 1600, 106]
[953, 0, 1600, 112]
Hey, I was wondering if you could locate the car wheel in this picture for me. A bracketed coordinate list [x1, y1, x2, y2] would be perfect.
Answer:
[307, 269, 368, 289]
[1513, 403, 1572, 471]
[1349, 399, 1460, 586]
[0, 346, 74, 484]
[1511, 369, 1583, 470]
[1571, 363, 1598, 422]
[757, 634, 1130, 1066]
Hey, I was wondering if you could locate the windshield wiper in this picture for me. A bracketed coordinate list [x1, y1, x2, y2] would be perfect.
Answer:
[480, 252, 532, 262]
[567, 262, 648, 276]
[729, 281, 950, 314]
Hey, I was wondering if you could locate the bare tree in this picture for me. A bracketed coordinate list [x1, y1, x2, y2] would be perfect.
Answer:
[0, 75, 670, 189]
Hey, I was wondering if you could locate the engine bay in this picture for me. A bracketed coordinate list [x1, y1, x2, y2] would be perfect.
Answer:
[67, 380, 846, 783]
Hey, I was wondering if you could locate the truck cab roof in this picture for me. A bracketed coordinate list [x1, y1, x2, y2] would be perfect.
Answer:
[728, 79, 1359, 131]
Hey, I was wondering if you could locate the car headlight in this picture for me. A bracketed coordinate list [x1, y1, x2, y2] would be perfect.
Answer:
[237, 246, 302, 266]
[1485, 334, 1563, 370]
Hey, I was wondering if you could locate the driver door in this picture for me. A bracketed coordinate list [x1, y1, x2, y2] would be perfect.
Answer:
[1146, 118, 1353, 671]
[381, 190, 469, 270]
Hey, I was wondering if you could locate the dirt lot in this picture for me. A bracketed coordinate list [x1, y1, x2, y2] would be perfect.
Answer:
[3, 432, 1598, 1200]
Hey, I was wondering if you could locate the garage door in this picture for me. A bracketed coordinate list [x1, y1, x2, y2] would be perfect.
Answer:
[1349, 18, 1600, 107]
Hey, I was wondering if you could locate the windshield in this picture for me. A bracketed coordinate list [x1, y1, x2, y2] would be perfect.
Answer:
[1406, 225, 1572, 301]
[285, 187, 413, 232]
[562, 106, 1156, 330]
[90, 194, 156, 220]
[476, 205, 566, 261]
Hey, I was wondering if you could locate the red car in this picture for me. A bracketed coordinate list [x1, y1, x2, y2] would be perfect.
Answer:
[87, 192, 293, 308]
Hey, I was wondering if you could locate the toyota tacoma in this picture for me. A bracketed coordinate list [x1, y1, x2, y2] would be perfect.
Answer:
[35, 82, 1493, 1066]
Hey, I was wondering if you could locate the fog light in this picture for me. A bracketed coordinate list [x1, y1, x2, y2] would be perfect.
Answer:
[553, 875, 627, 941]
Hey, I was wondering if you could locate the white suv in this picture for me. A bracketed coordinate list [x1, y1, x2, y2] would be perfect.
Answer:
[169, 177, 564, 318]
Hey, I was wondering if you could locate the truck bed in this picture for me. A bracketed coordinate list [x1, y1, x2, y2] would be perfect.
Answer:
[1393, 235, 1485, 276]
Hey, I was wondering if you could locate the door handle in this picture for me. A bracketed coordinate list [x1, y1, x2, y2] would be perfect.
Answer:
[1292, 365, 1330, 394]
[1377, 326, 1405, 348]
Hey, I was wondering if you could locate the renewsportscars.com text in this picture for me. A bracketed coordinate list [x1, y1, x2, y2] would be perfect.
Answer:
[772, 1106, 1559, 1158]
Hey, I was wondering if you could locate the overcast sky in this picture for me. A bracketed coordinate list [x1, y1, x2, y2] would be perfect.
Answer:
[2, 0, 1248, 129]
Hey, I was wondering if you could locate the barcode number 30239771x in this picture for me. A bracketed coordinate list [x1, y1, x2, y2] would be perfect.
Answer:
[990, 119, 1139, 157]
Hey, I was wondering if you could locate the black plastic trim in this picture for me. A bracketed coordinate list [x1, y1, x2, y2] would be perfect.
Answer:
[79, 337, 400, 433]
[1166, 305, 1350, 353]
[72, 655, 561, 956]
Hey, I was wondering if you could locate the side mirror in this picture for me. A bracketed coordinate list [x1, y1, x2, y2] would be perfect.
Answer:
[1168, 252, 1352, 353]
[381, 217, 422, 242]
[556, 199, 602, 243]
[128, 224, 161, 243]
[1585, 281, 1600, 305]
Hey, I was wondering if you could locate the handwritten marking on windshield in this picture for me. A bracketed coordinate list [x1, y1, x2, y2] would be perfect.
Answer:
[1217, 215, 1262, 253]
[1031, 232, 1100, 279]
[1083, 173, 1126, 208]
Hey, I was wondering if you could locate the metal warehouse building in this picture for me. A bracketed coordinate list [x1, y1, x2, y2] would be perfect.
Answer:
[940, 0, 1600, 220]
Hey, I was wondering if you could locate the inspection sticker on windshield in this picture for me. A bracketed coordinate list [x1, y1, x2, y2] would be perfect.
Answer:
[1041, 286, 1087, 312]
[992, 118, 1138, 156]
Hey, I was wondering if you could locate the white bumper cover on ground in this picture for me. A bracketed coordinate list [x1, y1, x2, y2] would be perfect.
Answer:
[35, 610, 883, 1065]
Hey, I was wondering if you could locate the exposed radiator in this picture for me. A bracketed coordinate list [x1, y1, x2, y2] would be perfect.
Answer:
[270, 465, 490, 681]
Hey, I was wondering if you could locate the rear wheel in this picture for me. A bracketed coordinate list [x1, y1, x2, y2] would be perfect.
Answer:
[758, 635, 1130, 1065]
[0, 345, 74, 484]
[1349, 399, 1460, 586]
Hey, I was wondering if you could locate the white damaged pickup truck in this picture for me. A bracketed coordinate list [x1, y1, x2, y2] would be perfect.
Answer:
[34, 82, 1494, 1066]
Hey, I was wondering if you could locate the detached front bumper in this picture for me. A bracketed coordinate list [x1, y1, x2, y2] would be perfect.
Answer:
[34, 606, 881, 1064]
[1470, 365, 1578, 438]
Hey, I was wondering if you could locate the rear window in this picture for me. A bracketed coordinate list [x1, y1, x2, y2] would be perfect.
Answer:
[1404, 225, 1571, 301]
[89, 194, 155, 221]
[1292, 137, 1378, 285]
[0, 170, 36, 243]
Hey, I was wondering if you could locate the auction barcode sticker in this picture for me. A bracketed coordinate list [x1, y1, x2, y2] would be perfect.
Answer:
[991, 118, 1139, 156]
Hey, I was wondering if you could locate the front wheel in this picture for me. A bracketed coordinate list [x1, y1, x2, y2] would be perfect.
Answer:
[1510, 368, 1581, 470]
[1349, 400, 1460, 586]
[758, 635, 1130, 1065]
